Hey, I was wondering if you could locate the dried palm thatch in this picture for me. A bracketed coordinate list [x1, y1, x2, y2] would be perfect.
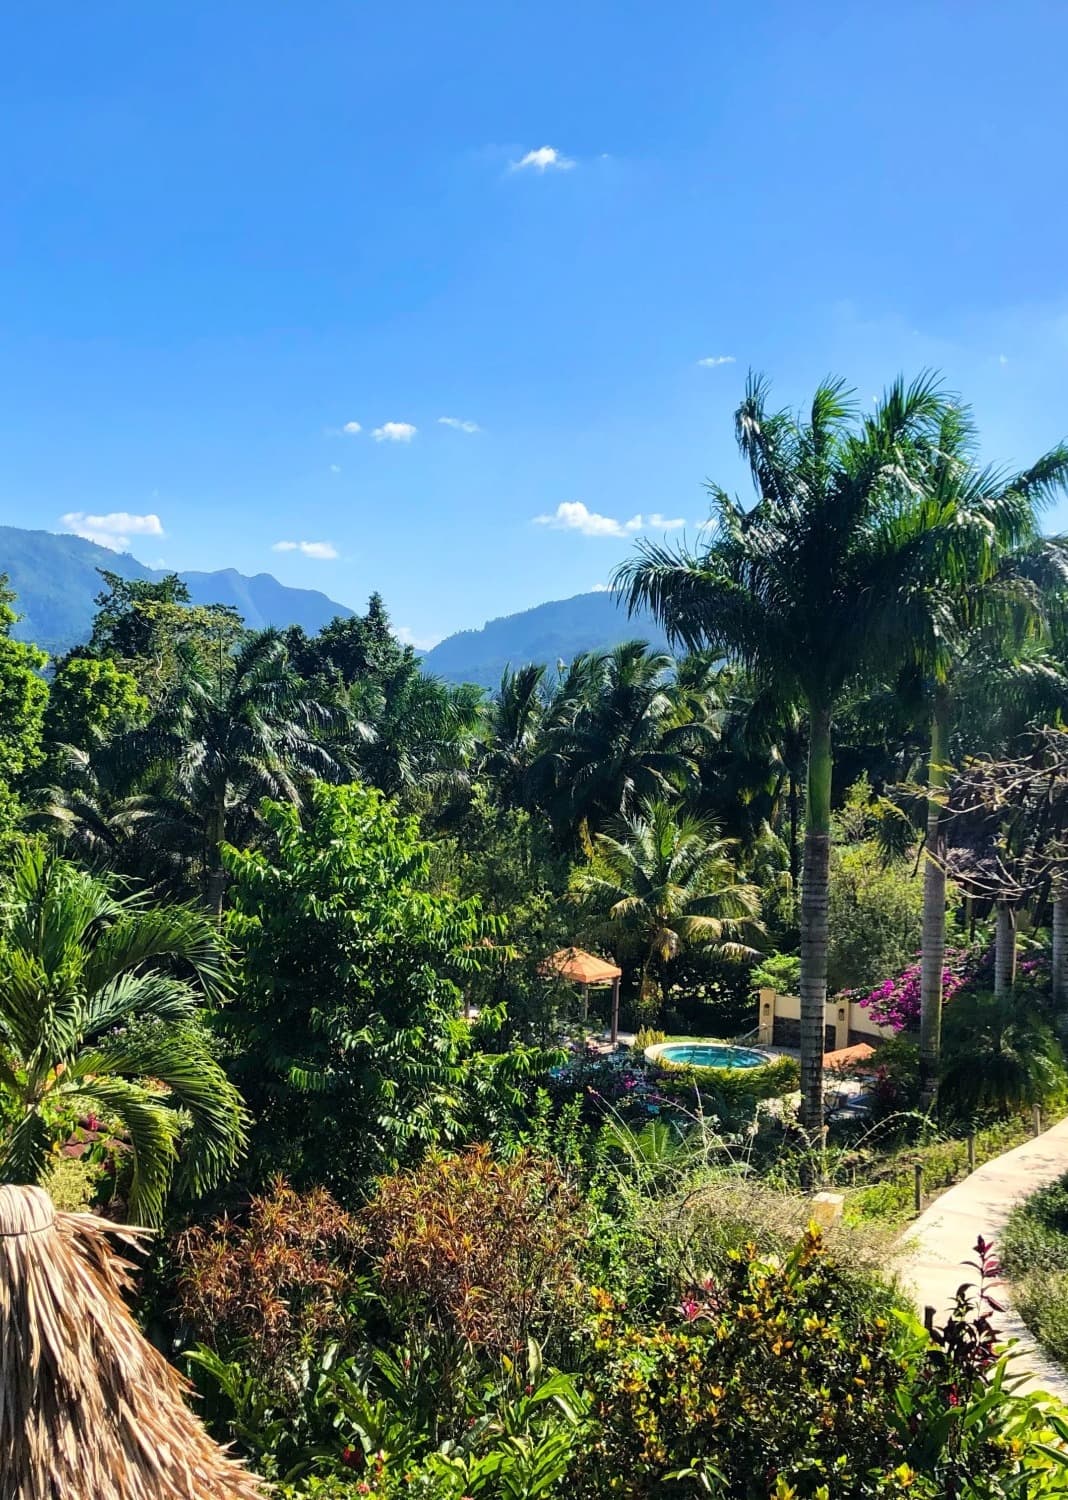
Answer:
[0, 1184, 265, 1500]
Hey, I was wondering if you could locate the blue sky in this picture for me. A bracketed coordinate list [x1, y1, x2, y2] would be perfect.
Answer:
[2, 2, 1068, 647]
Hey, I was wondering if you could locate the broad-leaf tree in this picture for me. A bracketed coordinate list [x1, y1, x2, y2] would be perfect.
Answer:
[221, 780, 497, 1195]
[0, 843, 244, 1224]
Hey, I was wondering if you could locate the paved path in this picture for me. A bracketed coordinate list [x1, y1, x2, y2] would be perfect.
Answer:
[897, 1116, 1068, 1400]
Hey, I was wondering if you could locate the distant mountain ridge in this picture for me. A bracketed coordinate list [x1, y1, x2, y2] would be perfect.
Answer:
[0, 526, 670, 682]
[0, 527, 354, 655]
[420, 590, 671, 687]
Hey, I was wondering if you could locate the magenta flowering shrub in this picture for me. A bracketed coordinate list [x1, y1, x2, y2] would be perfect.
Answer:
[856, 949, 972, 1032]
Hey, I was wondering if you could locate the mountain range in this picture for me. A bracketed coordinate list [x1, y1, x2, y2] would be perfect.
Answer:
[0, 525, 669, 684]
[0, 527, 354, 656]
[420, 590, 669, 687]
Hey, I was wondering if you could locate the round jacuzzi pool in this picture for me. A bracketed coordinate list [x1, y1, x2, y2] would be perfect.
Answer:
[649, 1041, 769, 1070]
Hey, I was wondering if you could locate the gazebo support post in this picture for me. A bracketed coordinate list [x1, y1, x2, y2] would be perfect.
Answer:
[610, 975, 620, 1046]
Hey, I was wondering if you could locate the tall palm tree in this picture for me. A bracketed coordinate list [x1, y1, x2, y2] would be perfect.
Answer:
[894, 405, 1068, 1101]
[572, 800, 762, 1012]
[125, 629, 349, 912]
[616, 373, 963, 1134]
[0, 844, 245, 1225]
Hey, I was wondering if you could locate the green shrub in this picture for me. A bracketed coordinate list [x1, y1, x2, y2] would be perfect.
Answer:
[653, 1051, 799, 1104]
[750, 950, 801, 994]
[940, 994, 1067, 1118]
[631, 1027, 665, 1054]
[1003, 1169, 1068, 1369]
[577, 1229, 1068, 1498]
[826, 839, 923, 994]
[1015, 1269, 1068, 1368]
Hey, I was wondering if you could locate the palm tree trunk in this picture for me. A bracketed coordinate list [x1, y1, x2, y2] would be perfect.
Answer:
[799, 700, 832, 1140]
[1053, 889, 1068, 1014]
[919, 689, 950, 1109]
[994, 899, 1017, 997]
[206, 788, 228, 918]
[788, 770, 799, 892]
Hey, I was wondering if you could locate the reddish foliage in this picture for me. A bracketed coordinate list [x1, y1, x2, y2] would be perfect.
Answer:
[359, 1145, 586, 1353]
[172, 1176, 362, 1378]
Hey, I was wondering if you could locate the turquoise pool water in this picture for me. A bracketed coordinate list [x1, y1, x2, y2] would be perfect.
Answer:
[657, 1043, 767, 1070]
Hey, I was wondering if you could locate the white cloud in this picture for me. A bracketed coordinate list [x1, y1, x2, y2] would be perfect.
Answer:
[330, 464, 341, 473]
[999, 354, 1009, 366]
[438, 416, 481, 434]
[373, 421, 418, 443]
[61, 510, 165, 551]
[342, 420, 362, 435]
[533, 502, 684, 539]
[590, 582, 612, 592]
[510, 145, 575, 173]
[697, 355, 736, 367]
[396, 624, 441, 651]
[272, 540, 339, 560]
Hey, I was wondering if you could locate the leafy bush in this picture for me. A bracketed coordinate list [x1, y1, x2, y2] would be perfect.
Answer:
[826, 840, 924, 994]
[222, 782, 500, 1194]
[651, 1052, 800, 1105]
[359, 1146, 587, 1356]
[940, 994, 1067, 1118]
[1004, 1171, 1068, 1369]
[173, 1177, 364, 1387]
[750, 951, 801, 995]
[631, 1027, 665, 1054]
[578, 1230, 1068, 1498]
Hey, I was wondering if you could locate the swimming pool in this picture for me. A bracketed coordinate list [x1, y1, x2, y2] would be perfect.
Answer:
[652, 1042, 768, 1070]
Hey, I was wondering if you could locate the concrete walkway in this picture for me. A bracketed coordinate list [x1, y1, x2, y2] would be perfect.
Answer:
[897, 1116, 1068, 1400]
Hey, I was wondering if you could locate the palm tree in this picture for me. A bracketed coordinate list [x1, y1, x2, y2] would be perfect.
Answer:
[536, 643, 711, 842]
[572, 800, 762, 1013]
[125, 629, 349, 912]
[616, 373, 962, 1133]
[479, 663, 548, 810]
[0, 844, 245, 1225]
[895, 406, 1068, 1101]
[354, 667, 482, 806]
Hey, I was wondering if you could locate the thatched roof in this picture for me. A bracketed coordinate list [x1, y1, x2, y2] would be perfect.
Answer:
[0, 1184, 264, 1500]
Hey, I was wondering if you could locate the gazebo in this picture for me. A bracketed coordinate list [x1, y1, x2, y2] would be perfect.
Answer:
[0, 1183, 264, 1500]
[541, 946, 623, 1044]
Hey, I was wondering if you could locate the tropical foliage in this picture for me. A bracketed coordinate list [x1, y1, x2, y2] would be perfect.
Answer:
[2, 370, 1068, 1493]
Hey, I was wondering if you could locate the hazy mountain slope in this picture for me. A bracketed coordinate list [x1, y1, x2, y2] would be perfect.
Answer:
[0, 527, 353, 655]
[421, 591, 671, 687]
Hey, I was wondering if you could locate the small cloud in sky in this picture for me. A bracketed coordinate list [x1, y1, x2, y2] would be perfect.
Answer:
[61, 510, 164, 551]
[510, 145, 575, 173]
[342, 420, 362, 435]
[373, 421, 417, 443]
[396, 624, 440, 651]
[438, 416, 481, 433]
[330, 464, 341, 473]
[272, 540, 339, 560]
[590, 582, 612, 592]
[697, 355, 735, 367]
[533, 501, 684, 539]
[999, 354, 1009, 366]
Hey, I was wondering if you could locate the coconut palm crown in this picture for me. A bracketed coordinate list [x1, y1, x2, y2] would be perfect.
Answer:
[572, 800, 762, 1010]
